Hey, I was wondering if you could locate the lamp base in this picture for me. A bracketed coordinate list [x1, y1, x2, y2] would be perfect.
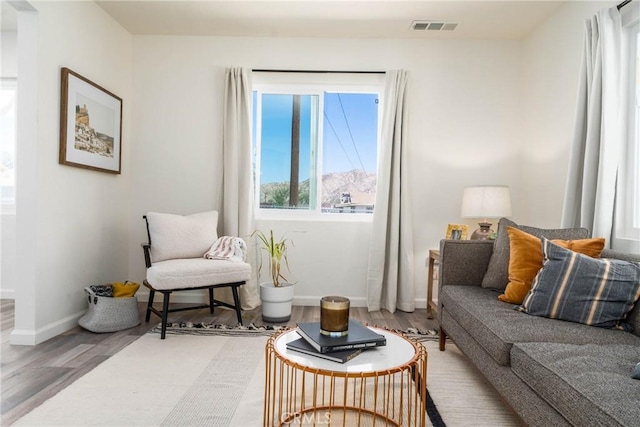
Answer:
[470, 222, 494, 240]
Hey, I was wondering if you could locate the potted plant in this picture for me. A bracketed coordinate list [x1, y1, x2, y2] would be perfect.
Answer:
[253, 230, 294, 322]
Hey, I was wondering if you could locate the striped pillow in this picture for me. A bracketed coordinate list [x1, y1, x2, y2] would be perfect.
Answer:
[518, 238, 640, 331]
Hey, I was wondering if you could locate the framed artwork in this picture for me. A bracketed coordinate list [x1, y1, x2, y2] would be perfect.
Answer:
[446, 223, 469, 240]
[59, 67, 122, 174]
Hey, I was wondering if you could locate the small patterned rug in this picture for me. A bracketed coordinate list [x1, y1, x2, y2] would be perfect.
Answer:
[150, 321, 441, 341]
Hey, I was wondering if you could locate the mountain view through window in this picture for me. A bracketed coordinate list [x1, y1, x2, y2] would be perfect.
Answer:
[253, 87, 380, 215]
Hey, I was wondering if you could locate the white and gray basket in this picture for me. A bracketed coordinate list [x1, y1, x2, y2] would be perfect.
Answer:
[78, 286, 140, 333]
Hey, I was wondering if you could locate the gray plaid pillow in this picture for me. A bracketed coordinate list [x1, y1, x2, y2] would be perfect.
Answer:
[518, 238, 640, 331]
[481, 218, 590, 290]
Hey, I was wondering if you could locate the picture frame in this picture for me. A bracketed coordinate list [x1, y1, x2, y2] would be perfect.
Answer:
[446, 223, 469, 240]
[59, 68, 122, 174]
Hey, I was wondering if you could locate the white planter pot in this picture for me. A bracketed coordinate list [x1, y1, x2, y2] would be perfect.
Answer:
[260, 282, 294, 323]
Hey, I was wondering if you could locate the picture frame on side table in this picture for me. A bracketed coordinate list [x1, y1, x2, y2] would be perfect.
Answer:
[446, 223, 469, 240]
[59, 67, 123, 174]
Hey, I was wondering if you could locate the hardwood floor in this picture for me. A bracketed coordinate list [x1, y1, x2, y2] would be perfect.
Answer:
[1, 298, 436, 426]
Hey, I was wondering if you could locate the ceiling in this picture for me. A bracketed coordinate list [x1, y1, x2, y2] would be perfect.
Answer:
[95, 0, 566, 40]
[1, 1, 567, 40]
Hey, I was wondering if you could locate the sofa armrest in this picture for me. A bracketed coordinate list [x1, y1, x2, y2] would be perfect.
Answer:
[600, 249, 640, 263]
[438, 239, 494, 288]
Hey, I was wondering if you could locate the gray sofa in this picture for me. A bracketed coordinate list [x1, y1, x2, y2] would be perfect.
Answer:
[437, 239, 640, 427]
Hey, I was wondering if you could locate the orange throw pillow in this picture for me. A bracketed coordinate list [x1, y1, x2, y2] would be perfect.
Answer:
[498, 227, 604, 304]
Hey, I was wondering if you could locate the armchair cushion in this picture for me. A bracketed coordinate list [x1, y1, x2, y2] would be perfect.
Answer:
[146, 211, 218, 262]
[147, 258, 251, 291]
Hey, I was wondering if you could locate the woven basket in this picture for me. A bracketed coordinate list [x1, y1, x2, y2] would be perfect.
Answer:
[78, 286, 140, 333]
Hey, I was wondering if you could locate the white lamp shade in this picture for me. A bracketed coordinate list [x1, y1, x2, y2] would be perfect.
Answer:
[461, 186, 512, 219]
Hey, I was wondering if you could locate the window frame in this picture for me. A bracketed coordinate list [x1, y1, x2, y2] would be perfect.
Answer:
[613, 4, 640, 251]
[252, 72, 384, 222]
[0, 78, 17, 215]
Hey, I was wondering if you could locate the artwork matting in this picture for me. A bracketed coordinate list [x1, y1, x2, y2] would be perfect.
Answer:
[59, 67, 122, 174]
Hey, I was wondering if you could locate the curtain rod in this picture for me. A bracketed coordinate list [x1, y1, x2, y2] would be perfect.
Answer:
[618, 0, 632, 10]
[252, 69, 385, 75]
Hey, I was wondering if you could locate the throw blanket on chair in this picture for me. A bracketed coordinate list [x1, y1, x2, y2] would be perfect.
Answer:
[204, 236, 247, 262]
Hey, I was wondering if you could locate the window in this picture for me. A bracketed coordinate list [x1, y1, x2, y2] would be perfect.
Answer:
[615, 4, 640, 250]
[0, 79, 16, 210]
[252, 72, 383, 217]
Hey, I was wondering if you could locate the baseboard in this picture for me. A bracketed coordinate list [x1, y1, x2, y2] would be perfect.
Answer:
[414, 298, 427, 309]
[292, 296, 427, 309]
[136, 290, 428, 309]
[10, 309, 86, 346]
[0, 288, 16, 299]
[292, 295, 363, 307]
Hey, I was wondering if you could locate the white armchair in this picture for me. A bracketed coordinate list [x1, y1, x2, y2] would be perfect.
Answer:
[142, 211, 250, 339]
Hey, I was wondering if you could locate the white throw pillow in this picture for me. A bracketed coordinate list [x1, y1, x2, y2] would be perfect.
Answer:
[146, 211, 218, 262]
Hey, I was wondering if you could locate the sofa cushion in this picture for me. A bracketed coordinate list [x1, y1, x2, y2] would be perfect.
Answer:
[146, 211, 219, 262]
[147, 258, 251, 290]
[440, 310, 572, 426]
[518, 239, 640, 331]
[601, 249, 640, 262]
[481, 218, 590, 290]
[629, 306, 640, 338]
[498, 227, 604, 304]
[440, 285, 640, 366]
[511, 342, 640, 427]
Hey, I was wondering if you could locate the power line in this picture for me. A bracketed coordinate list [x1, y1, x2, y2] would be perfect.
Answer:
[323, 111, 356, 171]
[336, 94, 367, 172]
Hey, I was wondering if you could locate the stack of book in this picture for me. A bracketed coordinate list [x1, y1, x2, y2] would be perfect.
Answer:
[286, 319, 387, 363]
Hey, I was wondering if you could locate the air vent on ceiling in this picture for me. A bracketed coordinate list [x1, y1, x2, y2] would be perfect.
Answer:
[411, 21, 458, 31]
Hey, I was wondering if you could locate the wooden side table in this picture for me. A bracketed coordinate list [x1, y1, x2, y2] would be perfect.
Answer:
[426, 250, 439, 319]
[264, 327, 428, 426]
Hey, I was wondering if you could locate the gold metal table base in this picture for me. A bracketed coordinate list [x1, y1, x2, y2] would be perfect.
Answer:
[264, 328, 428, 426]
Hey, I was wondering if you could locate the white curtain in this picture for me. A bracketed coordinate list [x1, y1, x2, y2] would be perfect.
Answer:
[561, 7, 623, 245]
[366, 70, 414, 313]
[221, 67, 260, 309]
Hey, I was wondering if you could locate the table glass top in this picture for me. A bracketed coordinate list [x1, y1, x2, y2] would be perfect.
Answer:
[274, 327, 416, 373]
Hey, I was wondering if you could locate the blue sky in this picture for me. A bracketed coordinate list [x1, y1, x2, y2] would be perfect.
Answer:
[255, 92, 379, 184]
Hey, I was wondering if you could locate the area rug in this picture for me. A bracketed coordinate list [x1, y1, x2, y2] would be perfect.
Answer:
[152, 321, 440, 341]
[14, 329, 521, 427]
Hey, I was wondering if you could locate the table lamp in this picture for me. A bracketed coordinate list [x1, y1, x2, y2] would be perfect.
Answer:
[460, 186, 512, 240]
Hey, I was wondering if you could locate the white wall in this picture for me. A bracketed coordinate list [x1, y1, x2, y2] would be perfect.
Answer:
[1, 214, 16, 299]
[10, 1, 623, 343]
[11, 1, 133, 345]
[519, 1, 617, 228]
[1, 32, 17, 77]
[1, 31, 18, 299]
[128, 36, 522, 308]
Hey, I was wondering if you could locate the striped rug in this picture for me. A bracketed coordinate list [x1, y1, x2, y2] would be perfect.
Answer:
[151, 321, 440, 340]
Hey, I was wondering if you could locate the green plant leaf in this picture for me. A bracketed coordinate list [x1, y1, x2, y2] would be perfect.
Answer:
[251, 229, 293, 287]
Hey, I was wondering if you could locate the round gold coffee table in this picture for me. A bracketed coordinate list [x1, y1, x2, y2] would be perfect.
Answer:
[263, 327, 428, 426]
